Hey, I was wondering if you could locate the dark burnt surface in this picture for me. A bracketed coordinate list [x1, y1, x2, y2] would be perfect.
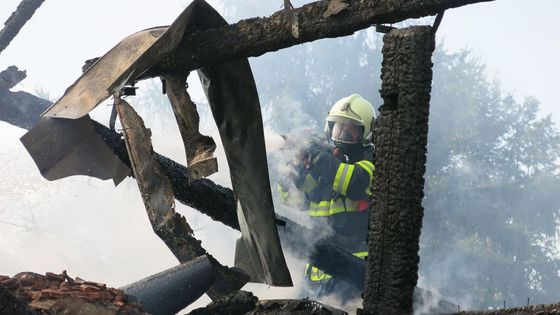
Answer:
[189, 290, 347, 315]
[363, 26, 435, 315]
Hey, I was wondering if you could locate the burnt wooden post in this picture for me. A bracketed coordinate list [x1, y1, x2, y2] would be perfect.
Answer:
[363, 26, 435, 315]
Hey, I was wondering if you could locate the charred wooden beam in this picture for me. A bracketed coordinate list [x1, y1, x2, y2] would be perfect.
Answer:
[188, 290, 347, 315]
[163, 74, 217, 181]
[0, 0, 45, 55]
[0, 88, 240, 230]
[363, 26, 436, 315]
[0, 88, 397, 291]
[114, 95, 247, 298]
[0, 66, 27, 90]
[144, 0, 492, 76]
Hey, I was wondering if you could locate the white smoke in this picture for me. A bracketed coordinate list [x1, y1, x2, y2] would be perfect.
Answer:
[0, 76, 354, 314]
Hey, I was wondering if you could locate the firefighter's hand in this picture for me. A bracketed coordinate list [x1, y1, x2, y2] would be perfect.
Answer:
[301, 140, 328, 168]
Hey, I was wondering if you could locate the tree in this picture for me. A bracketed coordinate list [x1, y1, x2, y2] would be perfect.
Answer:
[230, 3, 560, 307]
[420, 48, 560, 309]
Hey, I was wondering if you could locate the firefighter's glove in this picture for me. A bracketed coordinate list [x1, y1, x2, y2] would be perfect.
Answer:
[307, 150, 339, 185]
[301, 140, 329, 169]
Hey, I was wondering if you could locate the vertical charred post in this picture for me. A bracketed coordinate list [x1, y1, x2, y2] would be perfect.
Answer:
[363, 26, 435, 315]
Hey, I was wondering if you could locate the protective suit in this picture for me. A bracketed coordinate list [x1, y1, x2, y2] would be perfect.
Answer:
[278, 94, 376, 300]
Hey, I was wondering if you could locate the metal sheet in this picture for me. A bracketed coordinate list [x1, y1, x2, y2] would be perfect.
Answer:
[20, 116, 130, 185]
[41, 28, 164, 119]
[42, 0, 199, 119]
[120, 256, 216, 315]
[194, 1, 292, 287]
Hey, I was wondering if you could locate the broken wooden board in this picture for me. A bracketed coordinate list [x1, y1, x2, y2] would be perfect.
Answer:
[22, 0, 292, 288]
[114, 96, 248, 299]
[163, 74, 217, 181]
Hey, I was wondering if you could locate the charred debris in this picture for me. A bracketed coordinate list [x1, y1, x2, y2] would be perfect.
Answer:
[4, 0, 556, 314]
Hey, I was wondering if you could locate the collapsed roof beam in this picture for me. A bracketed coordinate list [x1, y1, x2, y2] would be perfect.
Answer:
[0, 86, 365, 289]
[144, 0, 493, 77]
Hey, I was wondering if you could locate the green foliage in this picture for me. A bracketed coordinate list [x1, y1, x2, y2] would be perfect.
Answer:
[420, 47, 560, 308]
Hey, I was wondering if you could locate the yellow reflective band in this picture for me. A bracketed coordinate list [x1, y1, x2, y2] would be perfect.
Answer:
[357, 161, 375, 195]
[332, 163, 345, 192]
[353, 251, 368, 258]
[308, 200, 335, 216]
[356, 161, 375, 179]
[306, 252, 367, 282]
[306, 264, 332, 282]
[334, 163, 355, 195]
[308, 199, 362, 216]
[303, 174, 318, 194]
[341, 165, 355, 195]
[277, 183, 289, 203]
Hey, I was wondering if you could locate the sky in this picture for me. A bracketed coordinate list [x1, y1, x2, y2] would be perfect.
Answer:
[0, 0, 558, 118]
[0, 0, 559, 312]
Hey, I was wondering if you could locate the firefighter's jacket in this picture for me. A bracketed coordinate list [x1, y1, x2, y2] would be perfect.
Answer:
[278, 145, 375, 281]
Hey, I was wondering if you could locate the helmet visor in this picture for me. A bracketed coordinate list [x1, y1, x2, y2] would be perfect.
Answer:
[327, 117, 364, 144]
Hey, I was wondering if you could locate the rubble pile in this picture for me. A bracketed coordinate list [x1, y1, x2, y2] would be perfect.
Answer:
[0, 271, 146, 314]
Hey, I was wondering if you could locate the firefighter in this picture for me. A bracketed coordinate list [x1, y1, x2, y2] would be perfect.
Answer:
[278, 93, 376, 301]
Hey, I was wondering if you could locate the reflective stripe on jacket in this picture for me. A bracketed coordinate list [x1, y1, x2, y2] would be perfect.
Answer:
[306, 158, 374, 217]
[305, 251, 368, 282]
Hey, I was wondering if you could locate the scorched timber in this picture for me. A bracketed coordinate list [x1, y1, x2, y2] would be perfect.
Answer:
[0, 86, 367, 289]
[0, 0, 45, 55]
[364, 26, 436, 315]
[0, 85, 239, 230]
[143, 0, 493, 76]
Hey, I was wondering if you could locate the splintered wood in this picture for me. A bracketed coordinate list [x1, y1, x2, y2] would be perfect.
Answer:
[0, 271, 147, 314]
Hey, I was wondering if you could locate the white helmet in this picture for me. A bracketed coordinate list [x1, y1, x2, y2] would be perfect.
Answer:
[324, 94, 376, 146]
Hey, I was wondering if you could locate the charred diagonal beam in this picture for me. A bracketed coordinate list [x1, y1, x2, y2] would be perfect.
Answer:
[0, 88, 240, 230]
[0, 0, 45, 55]
[363, 26, 435, 315]
[114, 95, 247, 299]
[188, 291, 347, 315]
[0, 66, 27, 90]
[0, 89, 369, 288]
[144, 0, 492, 76]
